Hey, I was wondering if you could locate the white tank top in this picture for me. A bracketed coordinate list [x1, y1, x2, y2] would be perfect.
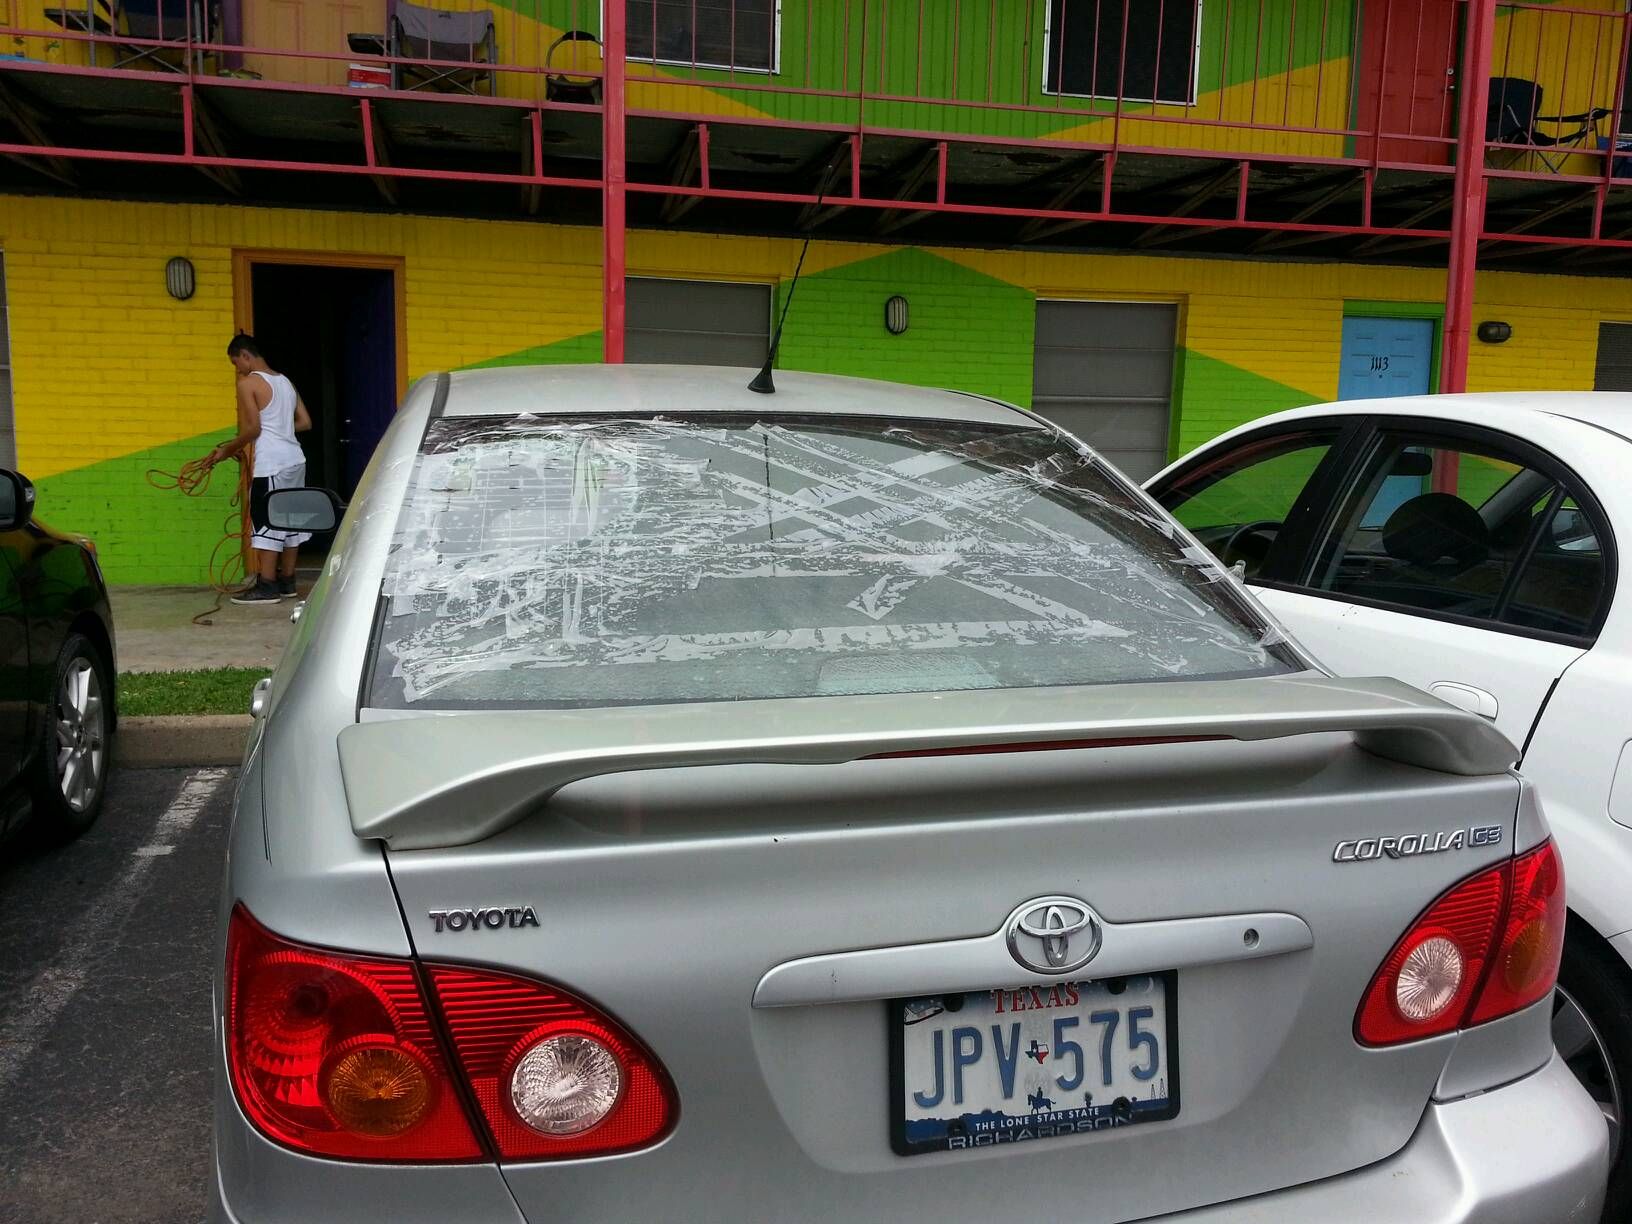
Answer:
[250, 370, 306, 477]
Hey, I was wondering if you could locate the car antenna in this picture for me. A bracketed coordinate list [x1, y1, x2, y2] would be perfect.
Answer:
[750, 153, 840, 395]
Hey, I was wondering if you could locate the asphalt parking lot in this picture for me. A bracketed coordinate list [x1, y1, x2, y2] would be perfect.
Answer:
[0, 767, 235, 1224]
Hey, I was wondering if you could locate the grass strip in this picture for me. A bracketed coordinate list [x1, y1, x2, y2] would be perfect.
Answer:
[118, 667, 268, 717]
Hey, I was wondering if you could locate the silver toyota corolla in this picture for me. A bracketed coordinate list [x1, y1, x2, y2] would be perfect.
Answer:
[212, 365, 1607, 1223]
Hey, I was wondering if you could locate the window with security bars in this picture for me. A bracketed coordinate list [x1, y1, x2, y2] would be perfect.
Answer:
[1045, 0, 1201, 104]
[0, 254, 13, 470]
[1594, 321, 1632, 390]
[626, 0, 777, 72]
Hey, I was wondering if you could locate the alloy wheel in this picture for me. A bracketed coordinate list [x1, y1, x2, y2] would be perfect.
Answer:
[1554, 983, 1624, 1163]
[55, 658, 105, 813]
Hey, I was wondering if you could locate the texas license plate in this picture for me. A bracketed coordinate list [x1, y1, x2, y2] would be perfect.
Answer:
[891, 973, 1178, 1156]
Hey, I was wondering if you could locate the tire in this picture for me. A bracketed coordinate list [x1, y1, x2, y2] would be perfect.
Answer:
[1556, 932, 1632, 1221]
[27, 632, 112, 842]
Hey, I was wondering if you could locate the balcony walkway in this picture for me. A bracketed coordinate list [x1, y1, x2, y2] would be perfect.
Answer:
[0, 1, 1629, 270]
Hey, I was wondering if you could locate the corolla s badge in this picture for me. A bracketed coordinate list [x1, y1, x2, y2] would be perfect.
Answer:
[1006, 896, 1102, 975]
[1333, 825, 1503, 863]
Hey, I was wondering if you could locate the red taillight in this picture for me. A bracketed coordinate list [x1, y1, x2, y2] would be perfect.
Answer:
[1356, 839, 1565, 1047]
[427, 966, 678, 1160]
[1468, 839, 1567, 1026]
[224, 905, 484, 1161]
[1354, 862, 1504, 1045]
[225, 905, 677, 1163]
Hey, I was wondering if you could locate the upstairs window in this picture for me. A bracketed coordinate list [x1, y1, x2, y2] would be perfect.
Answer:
[1045, 0, 1201, 105]
[626, 0, 778, 73]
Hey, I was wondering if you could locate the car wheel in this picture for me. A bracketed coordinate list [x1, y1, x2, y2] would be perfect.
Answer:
[28, 632, 112, 841]
[1555, 934, 1631, 1218]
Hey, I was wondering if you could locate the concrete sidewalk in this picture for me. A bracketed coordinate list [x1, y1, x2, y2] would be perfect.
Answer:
[111, 584, 303, 673]
[109, 583, 316, 767]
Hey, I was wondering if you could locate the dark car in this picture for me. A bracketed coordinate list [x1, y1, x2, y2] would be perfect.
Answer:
[0, 468, 116, 844]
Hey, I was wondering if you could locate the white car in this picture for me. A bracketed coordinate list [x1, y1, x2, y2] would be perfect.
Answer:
[1148, 392, 1629, 1215]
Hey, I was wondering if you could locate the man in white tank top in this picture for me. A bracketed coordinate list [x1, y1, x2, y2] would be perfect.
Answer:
[206, 334, 313, 604]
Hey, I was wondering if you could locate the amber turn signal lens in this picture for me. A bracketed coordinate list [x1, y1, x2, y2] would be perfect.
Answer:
[1501, 919, 1552, 994]
[321, 1038, 435, 1137]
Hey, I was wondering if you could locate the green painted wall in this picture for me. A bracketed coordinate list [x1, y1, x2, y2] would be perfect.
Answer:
[33, 429, 237, 586]
[474, 247, 1037, 405]
[45, 245, 1339, 586]
[526, 0, 1359, 139]
[472, 248, 1327, 483]
[773, 247, 1035, 405]
[1171, 348, 1321, 456]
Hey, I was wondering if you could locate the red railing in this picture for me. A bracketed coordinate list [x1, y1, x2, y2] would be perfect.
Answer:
[1488, 2, 1631, 177]
[1480, 1, 1632, 253]
[0, 0, 1557, 168]
[617, 0, 1459, 168]
[0, 0, 606, 100]
[1, 0, 1629, 250]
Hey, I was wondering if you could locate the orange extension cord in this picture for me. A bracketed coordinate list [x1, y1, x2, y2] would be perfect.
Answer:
[145, 452, 253, 625]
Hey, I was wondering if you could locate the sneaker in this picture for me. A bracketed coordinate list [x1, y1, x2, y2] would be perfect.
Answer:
[278, 578, 298, 599]
[231, 582, 282, 605]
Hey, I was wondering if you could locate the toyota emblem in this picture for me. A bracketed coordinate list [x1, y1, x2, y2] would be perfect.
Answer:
[1006, 896, 1102, 975]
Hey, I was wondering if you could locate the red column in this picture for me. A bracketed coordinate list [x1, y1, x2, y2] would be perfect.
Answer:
[602, 0, 628, 363]
[1441, 0, 1497, 393]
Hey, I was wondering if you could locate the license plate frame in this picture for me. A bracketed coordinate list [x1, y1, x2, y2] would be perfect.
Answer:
[888, 972, 1181, 1157]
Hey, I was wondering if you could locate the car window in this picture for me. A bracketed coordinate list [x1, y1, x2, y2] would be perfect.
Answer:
[1502, 495, 1608, 637]
[1155, 430, 1339, 579]
[366, 414, 1298, 709]
[1308, 434, 1557, 626]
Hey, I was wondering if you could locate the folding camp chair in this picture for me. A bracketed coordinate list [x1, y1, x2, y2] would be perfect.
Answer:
[1487, 77, 1611, 172]
[43, 0, 205, 72]
[389, 1, 497, 95]
[119, 0, 210, 71]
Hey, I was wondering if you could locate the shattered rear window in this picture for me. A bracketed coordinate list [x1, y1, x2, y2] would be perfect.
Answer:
[367, 414, 1295, 708]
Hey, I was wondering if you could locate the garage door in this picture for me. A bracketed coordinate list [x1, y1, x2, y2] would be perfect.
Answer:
[1032, 300, 1178, 481]
[626, 278, 772, 367]
[1594, 321, 1632, 391]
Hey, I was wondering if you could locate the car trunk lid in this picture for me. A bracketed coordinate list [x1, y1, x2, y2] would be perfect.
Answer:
[357, 676, 1524, 1221]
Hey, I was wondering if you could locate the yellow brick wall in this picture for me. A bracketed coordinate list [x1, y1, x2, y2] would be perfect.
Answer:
[0, 196, 606, 581]
[1467, 268, 1632, 393]
[0, 196, 602, 481]
[6, 192, 1632, 582]
[949, 245, 1632, 413]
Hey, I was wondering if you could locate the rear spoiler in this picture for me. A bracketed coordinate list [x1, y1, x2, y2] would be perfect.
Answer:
[338, 675, 1518, 850]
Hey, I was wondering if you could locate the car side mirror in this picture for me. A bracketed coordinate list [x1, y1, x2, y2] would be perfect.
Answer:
[265, 487, 343, 534]
[1547, 507, 1593, 551]
[0, 470, 36, 531]
[1388, 451, 1434, 477]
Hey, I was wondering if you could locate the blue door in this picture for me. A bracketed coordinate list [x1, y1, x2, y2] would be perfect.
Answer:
[1339, 315, 1437, 525]
[342, 270, 397, 497]
[1337, 316, 1435, 400]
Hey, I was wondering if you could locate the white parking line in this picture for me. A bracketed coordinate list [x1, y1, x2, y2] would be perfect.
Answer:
[0, 767, 231, 1092]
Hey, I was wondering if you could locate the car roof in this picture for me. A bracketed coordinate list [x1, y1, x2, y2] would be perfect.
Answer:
[1247, 391, 1632, 442]
[443, 363, 1041, 428]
